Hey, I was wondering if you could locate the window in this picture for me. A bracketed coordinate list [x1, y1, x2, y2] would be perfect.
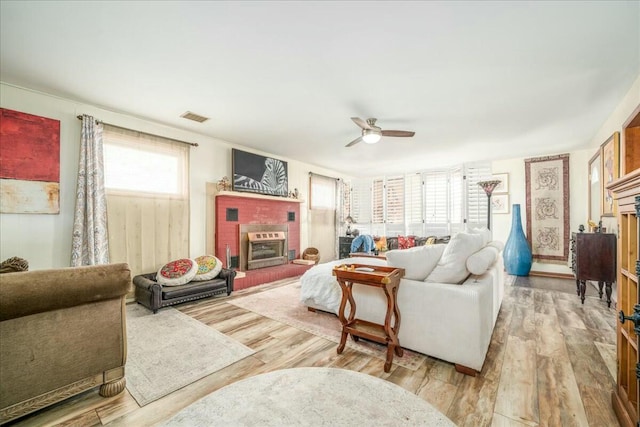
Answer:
[405, 173, 423, 236]
[423, 170, 449, 236]
[102, 125, 191, 276]
[342, 162, 491, 237]
[351, 179, 372, 234]
[103, 128, 188, 198]
[309, 173, 336, 210]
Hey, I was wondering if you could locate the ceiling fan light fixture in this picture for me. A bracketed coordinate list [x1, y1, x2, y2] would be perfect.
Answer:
[362, 129, 382, 144]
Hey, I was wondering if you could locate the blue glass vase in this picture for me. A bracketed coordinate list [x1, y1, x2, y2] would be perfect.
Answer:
[503, 204, 532, 276]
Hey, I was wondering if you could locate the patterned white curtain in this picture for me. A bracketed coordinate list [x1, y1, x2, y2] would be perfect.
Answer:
[71, 115, 109, 266]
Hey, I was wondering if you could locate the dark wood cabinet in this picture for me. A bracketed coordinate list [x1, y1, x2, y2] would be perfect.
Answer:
[570, 232, 616, 306]
[339, 236, 354, 259]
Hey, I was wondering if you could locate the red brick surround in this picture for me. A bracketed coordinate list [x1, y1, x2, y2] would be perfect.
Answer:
[214, 191, 307, 289]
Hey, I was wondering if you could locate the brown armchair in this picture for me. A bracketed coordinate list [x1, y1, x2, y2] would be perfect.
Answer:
[0, 263, 131, 424]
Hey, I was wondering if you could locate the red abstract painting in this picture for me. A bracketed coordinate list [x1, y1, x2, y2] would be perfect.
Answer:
[0, 108, 61, 213]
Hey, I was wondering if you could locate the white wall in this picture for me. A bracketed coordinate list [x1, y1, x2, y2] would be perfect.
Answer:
[0, 83, 348, 270]
[489, 72, 640, 276]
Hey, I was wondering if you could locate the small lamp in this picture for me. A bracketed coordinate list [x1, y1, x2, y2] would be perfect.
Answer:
[477, 180, 502, 230]
[345, 215, 354, 236]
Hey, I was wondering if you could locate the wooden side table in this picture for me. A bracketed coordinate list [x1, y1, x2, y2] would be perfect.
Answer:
[332, 264, 405, 372]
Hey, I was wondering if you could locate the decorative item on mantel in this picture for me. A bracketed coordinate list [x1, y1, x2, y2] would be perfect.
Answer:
[288, 188, 300, 199]
[216, 176, 231, 192]
[477, 180, 502, 230]
[503, 204, 533, 276]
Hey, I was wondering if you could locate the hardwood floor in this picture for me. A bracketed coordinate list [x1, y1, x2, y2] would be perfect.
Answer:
[10, 275, 620, 426]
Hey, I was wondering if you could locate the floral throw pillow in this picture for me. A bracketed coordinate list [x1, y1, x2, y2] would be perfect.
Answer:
[397, 235, 415, 250]
[156, 258, 198, 286]
[192, 255, 223, 281]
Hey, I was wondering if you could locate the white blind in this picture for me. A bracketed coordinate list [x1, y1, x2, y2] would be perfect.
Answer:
[423, 170, 449, 235]
[103, 125, 190, 278]
[465, 163, 492, 228]
[309, 173, 336, 210]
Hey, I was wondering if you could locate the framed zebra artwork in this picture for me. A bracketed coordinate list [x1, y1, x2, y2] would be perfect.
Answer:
[232, 149, 289, 197]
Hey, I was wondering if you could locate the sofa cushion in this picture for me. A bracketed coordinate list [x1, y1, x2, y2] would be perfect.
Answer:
[467, 227, 492, 246]
[192, 255, 223, 281]
[466, 246, 500, 275]
[397, 235, 415, 249]
[157, 258, 198, 286]
[386, 244, 446, 281]
[425, 232, 484, 284]
[374, 236, 387, 251]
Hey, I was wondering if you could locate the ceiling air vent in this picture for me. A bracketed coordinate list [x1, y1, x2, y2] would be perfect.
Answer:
[180, 111, 209, 123]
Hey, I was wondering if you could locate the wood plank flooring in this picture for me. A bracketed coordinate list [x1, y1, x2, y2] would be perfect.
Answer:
[9, 275, 620, 426]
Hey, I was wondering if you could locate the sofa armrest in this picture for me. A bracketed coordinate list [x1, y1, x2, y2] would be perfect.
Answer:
[218, 268, 236, 295]
[132, 272, 161, 291]
[0, 263, 131, 321]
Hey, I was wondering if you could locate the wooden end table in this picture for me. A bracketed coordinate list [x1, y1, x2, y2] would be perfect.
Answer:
[332, 264, 405, 372]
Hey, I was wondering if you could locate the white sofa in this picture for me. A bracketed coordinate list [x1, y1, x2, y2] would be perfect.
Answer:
[300, 230, 504, 374]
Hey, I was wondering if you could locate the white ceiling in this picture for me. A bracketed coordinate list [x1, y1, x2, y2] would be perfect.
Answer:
[1, 1, 639, 176]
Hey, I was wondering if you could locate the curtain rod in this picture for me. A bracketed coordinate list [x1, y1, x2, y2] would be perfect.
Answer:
[309, 171, 338, 181]
[76, 115, 199, 147]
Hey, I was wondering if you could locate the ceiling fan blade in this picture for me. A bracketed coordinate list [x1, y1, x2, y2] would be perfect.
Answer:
[381, 130, 415, 137]
[345, 136, 362, 147]
[351, 117, 370, 130]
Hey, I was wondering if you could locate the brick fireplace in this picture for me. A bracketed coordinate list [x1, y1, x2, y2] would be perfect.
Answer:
[214, 191, 311, 289]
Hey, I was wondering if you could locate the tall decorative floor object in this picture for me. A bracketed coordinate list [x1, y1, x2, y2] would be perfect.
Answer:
[477, 179, 502, 230]
[504, 204, 532, 276]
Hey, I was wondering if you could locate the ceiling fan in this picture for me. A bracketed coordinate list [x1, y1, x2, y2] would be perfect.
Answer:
[346, 117, 415, 147]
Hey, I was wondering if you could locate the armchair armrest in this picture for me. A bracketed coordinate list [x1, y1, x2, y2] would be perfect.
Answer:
[0, 263, 131, 321]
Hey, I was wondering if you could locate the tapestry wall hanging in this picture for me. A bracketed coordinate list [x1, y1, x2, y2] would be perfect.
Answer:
[525, 153, 570, 262]
[232, 148, 288, 197]
[0, 108, 61, 214]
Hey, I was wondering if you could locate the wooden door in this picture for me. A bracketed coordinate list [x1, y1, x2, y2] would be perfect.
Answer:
[610, 106, 640, 427]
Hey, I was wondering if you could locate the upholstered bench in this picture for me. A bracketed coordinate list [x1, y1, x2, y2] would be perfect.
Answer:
[133, 268, 236, 313]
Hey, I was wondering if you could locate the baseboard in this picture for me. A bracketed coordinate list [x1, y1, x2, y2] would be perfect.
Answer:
[529, 270, 574, 279]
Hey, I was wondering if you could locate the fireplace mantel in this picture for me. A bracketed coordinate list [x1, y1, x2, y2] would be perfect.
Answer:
[216, 190, 304, 203]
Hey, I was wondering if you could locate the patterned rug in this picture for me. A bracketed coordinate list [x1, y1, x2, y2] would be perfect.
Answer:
[229, 281, 426, 371]
[159, 367, 455, 426]
[126, 304, 255, 406]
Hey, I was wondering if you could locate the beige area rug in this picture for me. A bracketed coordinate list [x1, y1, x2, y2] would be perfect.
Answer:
[160, 367, 455, 426]
[229, 281, 426, 370]
[125, 304, 255, 406]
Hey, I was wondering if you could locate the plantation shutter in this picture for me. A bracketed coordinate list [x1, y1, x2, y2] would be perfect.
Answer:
[372, 179, 384, 224]
[405, 173, 423, 236]
[423, 170, 449, 236]
[449, 167, 464, 235]
[465, 163, 492, 229]
[351, 179, 371, 234]
[384, 175, 404, 236]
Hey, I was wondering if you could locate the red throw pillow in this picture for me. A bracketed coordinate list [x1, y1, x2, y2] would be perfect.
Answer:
[397, 236, 416, 250]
